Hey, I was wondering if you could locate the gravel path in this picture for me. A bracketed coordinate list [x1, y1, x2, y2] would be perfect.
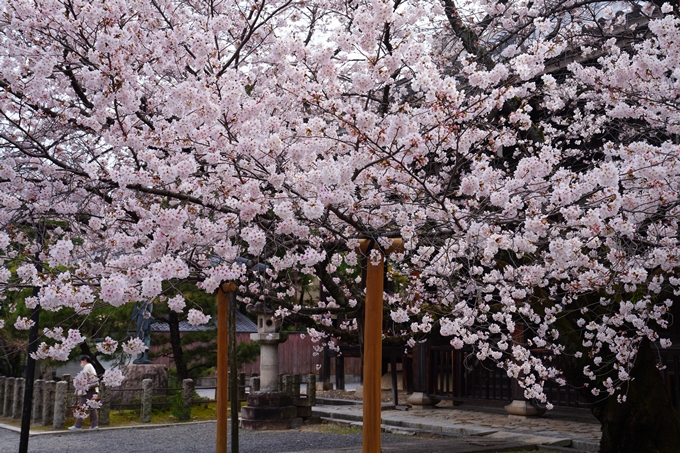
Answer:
[0, 423, 405, 453]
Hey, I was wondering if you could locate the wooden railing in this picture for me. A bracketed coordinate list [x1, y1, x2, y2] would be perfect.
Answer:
[658, 348, 680, 411]
[427, 346, 584, 408]
[427, 345, 680, 412]
[427, 346, 512, 405]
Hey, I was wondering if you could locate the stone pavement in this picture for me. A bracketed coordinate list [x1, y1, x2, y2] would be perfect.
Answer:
[0, 420, 537, 453]
[284, 437, 538, 453]
[313, 401, 601, 453]
[0, 399, 601, 453]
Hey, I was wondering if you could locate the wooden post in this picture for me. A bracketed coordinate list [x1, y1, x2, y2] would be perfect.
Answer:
[228, 290, 239, 453]
[217, 283, 236, 453]
[336, 317, 346, 391]
[360, 239, 402, 453]
[363, 248, 384, 453]
[390, 349, 399, 406]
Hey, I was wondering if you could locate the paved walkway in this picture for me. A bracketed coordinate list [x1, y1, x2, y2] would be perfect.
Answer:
[0, 420, 537, 453]
[313, 401, 601, 453]
[0, 398, 601, 452]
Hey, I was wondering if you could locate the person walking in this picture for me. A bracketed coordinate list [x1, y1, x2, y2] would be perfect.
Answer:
[69, 355, 100, 430]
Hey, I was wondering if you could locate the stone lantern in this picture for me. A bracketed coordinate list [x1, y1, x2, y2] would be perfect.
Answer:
[250, 304, 287, 393]
[240, 302, 298, 430]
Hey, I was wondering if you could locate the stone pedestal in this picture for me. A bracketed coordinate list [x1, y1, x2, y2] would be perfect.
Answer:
[317, 381, 333, 391]
[293, 395, 312, 418]
[240, 392, 300, 430]
[406, 392, 441, 409]
[504, 399, 546, 416]
[505, 370, 545, 417]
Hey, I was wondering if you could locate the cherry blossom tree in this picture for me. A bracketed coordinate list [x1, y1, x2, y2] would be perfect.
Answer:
[2, 0, 680, 451]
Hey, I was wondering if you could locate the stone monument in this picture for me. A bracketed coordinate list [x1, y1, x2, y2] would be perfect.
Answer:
[240, 302, 299, 430]
[111, 364, 168, 405]
[107, 299, 167, 405]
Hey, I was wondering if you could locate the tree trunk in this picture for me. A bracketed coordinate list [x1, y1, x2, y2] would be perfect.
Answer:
[591, 340, 680, 453]
[168, 311, 188, 382]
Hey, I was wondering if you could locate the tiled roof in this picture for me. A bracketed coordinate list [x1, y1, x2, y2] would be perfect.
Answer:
[151, 310, 257, 333]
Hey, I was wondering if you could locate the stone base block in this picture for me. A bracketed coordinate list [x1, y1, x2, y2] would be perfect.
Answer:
[381, 371, 403, 391]
[504, 399, 546, 416]
[246, 392, 293, 407]
[296, 406, 312, 418]
[316, 382, 333, 391]
[241, 405, 298, 420]
[293, 396, 309, 406]
[406, 392, 441, 408]
[241, 391, 299, 431]
[240, 419, 294, 430]
[304, 415, 322, 425]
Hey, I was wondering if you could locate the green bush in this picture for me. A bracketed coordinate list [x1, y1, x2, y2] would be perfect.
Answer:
[169, 390, 191, 420]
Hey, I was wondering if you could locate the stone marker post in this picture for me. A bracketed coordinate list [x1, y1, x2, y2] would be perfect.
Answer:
[250, 376, 260, 392]
[53, 381, 67, 429]
[42, 381, 56, 426]
[12, 377, 25, 419]
[0, 376, 7, 415]
[141, 379, 153, 423]
[32, 379, 44, 424]
[307, 374, 316, 407]
[61, 374, 71, 391]
[181, 379, 194, 421]
[293, 375, 301, 399]
[0, 376, 5, 416]
[238, 373, 246, 402]
[4, 377, 14, 417]
[99, 382, 110, 426]
[283, 374, 293, 396]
